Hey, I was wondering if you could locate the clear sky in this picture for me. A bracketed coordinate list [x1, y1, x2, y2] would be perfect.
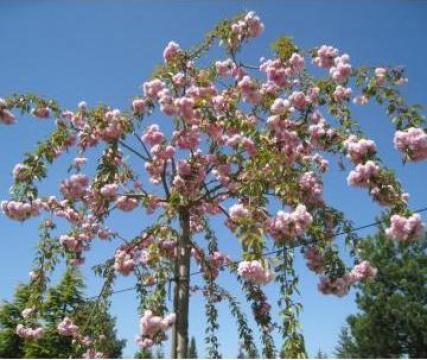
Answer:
[1, 0, 426, 358]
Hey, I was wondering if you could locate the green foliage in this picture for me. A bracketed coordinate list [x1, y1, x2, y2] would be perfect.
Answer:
[335, 227, 427, 358]
[204, 289, 221, 358]
[0, 268, 125, 358]
[135, 348, 154, 359]
[0, 284, 30, 358]
[225, 293, 258, 358]
[276, 248, 306, 359]
[236, 347, 246, 359]
[271, 36, 299, 61]
[188, 336, 198, 358]
[314, 348, 328, 359]
[135, 345, 165, 358]
[335, 327, 358, 359]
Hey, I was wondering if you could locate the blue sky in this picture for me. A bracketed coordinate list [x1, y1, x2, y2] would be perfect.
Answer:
[1, 0, 426, 357]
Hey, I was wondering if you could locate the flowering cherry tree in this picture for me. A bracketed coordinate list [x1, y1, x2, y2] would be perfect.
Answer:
[1, 11, 426, 358]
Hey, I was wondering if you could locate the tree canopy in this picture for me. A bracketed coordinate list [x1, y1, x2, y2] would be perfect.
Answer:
[1, 10, 426, 358]
[335, 227, 427, 358]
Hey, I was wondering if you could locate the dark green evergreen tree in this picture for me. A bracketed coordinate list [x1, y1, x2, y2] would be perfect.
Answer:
[335, 327, 358, 359]
[335, 227, 427, 358]
[236, 347, 245, 359]
[314, 348, 328, 358]
[135, 345, 166, 359]
[135, 348, 154, 359]
[188, 336, 198, 358]
[0, 268, 125, 358]
[0, 283, 31, 358]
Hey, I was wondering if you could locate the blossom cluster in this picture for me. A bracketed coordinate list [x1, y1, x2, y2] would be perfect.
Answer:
[226, 11, 264, 49]
[57, 316, 80, 337]
[268, 204, 313, 241]
[192, 249, 230, 279]
[394, 127, 427, 161]
[113, 248, 136, 275]
[60, 174, 90, 200]
[15, 324, 44, 340]
[304, 247, 325, 273]
[163, 41, 182, 63]
[1, 199, 42, 221]
[229, 203, 250, 223]
[12, 163, 31, 181]
[237, 260, 273, 285]
[318, 260, 378, 297]
[343, 135, 377, 164]
[299, 171, 324, 205]
[57, 317, 104, 358]
[99, 109, 127, 141]
[138, 310, 176, 349]
[116, 195, 139, 212]
[0, 98, 16, 124]
[385, 213, 425, 242]
[347, 160, 379, 187]
[313, 45, 339, 69]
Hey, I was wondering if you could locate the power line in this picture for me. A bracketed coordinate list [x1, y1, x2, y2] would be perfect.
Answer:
[87, 206, 427, 300]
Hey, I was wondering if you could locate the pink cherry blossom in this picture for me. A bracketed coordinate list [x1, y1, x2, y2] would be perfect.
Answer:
[227, 11, 264, 49]
[143, 79, 165, 98]
[347, 161, 380, 187]
[237, 260, 273, 285]
[57, 317, 79, 337]
[238, 76, 260, 104]
[132, 98, 145, 113]
[270, 98, 291, 115]
[229, 203, 250, 222]
[113, 248, 136, 275]
[313, 45, 339, 69]
[349, 260, 377, 282]
[375, 67, 387, 85]
[330, 54, 352, 83]
[333, 85, 352, 102]
[215, 59, 236, 77]
[259, 59, 290, 88]
[163, 41, 182, 62]
[299, 171, 323, 204]
[385, 213, 424, 242]
[31, 106, 50, 119]
[73, 157, 88, 167]
[138, 310, 176, 348]
[268, 204, 313, 240]
[83, 349, 104, 359]
[290, 91, 309, 111]
[393, 127, 427, 161]
[100, 183, 119, 200]
[116, 196, 139, 212]
[100, 109, 125, 141]
[21, 307, 35, 319]
[305, 247, 324, 273]
[16, 324, 44, 339]
[289, 53, 304, 72]
[0, 98, 15, 124]
[343, 135, 377, 164]
[60, 174, 90, 200]
[1, 199, 42, 221]
[142, 124, 165, 146]
[318, 276, 350, 297]
[173, 125, 200, 150]
[12, 163, 30, 181]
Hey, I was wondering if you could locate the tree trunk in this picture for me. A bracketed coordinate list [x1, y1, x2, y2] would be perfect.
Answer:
[172, 208, 191, 358]
[171, 262, 179, 358]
